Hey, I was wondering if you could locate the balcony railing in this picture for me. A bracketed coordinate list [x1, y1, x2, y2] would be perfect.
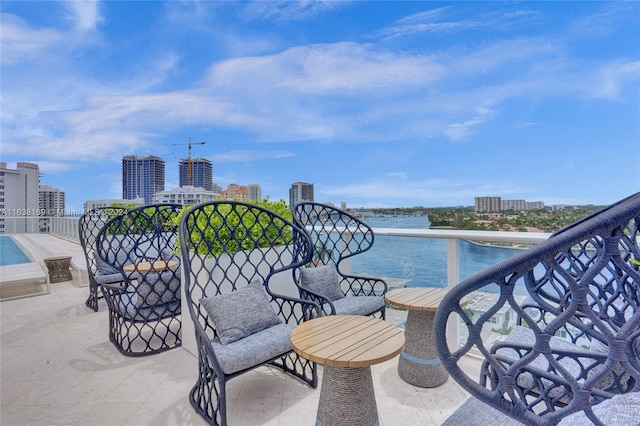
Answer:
[3, 216, 552, 352]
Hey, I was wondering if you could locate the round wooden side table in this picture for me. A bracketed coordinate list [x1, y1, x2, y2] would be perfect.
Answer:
[291, 314, 404, 426]
[385, 287, 466, 388]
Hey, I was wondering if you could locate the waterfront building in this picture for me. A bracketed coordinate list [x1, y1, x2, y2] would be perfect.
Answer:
[39, 185, 65, 217]
[502, 199, 526, 211]
[0, 162, 40, 233]
[221, 184, 248, 201]
[154, 186, 218, 206]
[526, 201, 545, 210]
[122, 155, 165, 204]
[475, 196, 501, 213]
[289, 182, 314, 210]
[179, 157, 212, 190]
[84, 197, 145, 211]
[341, 201, 347, 210]
[246, 184, 261, 202]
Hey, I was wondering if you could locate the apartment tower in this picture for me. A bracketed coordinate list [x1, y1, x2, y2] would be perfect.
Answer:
[246, 184, 261, 202]
[179, 157, 213, 190]
[289, 182, 314, 210]
[0, 162, 40, 233]
[39, 185, 65, 217]
[122, 155, 165, 205]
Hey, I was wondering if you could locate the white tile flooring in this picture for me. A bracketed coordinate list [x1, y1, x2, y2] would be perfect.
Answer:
[1, 236, 478, 426]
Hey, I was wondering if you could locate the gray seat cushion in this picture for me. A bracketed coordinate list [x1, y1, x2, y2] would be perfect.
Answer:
[442, 396, 523, 426]
[115, 293, 181, 321]
[329, 295, 385, 316]
[557, 391, 640, 426]
[212, 322, 296, 375]
[299, 264, 345, 301]
[200, 281, 281, 345]
[134, 269, 181, 308]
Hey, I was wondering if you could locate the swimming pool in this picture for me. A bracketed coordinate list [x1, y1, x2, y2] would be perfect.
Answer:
[0, 236, 32, 266]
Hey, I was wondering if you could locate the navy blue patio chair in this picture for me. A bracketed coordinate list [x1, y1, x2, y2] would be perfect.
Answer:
[179, 200, 321, 426]
[79, 206, 127, 312]
[292, 202, 387, 319]
[95, 203, 182, 356]
[434, 192, 640, 425]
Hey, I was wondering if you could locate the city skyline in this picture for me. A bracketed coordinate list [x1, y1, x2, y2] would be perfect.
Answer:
[1, 1, 639, 211]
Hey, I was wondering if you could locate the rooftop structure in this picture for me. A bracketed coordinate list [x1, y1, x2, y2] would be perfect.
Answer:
[0, 232, 476, 425]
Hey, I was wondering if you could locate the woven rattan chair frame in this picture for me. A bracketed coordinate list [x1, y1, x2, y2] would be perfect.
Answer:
[95, 203, 183, 356]
[292, 201, 388, 318]
[79, 206, 127, 312]
[179, 201, 320, 426]
[434, 192, 640, 425]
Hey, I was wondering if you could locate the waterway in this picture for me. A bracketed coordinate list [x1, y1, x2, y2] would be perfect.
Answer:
[350, 215, 521, 288]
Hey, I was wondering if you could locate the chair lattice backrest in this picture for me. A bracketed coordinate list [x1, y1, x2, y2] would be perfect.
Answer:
[78, 206, 127, 311]
[292, 202, 387, 317]
[434, 192, 640, 425]
[179, 201, 319, 426]
[95, 203, 183, 356]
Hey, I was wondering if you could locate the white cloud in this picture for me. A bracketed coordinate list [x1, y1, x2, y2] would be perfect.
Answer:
[0, 14, 62, 64]
[242, 1, 344, 22]
[63, 0, 104, 32]
[211, 150, 296, 162]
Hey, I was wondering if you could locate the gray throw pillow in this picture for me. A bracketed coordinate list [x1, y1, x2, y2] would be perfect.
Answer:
[299, 264, 344, 301]
[93, 252, 119, 275]
[200, 281, 281, 345]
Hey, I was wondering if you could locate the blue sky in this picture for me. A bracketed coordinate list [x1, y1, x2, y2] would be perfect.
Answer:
[1, 1, 639, 211]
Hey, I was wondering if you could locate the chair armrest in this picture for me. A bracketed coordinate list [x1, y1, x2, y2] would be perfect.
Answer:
[269, 291, 322, 322]
[295, 286, 336, 316]
[340, 274, 388, 296]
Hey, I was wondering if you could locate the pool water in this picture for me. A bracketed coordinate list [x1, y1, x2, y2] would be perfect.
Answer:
[0, 236, 32, 266]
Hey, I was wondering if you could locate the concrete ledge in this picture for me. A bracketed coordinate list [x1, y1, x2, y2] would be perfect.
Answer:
[0, 263, 50, 301]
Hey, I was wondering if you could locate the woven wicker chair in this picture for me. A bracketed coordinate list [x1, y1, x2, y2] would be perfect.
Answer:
[95, 203, 182, 356]
[292, 201, 387, 319]
[179, 201, 321, 426]
[434, 192, 640, 425]
[79, 206, 127, 312]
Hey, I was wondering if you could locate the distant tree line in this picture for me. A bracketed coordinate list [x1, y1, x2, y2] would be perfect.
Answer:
[361, 205, 606, 233]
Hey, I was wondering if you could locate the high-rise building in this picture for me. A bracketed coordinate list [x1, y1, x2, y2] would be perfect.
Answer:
[502, 199, 526, 211]
[475, 196, 501, 213]
[289, 182, 314, 209]
[179, 158, 213, 190]
[0, 162, 40, 233]
[39, 185, 65, 217]
[122, 155, 165, 204]
[246, 184, 261, 202]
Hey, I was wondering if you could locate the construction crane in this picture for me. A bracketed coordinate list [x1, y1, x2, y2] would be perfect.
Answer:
[171, 138, 206, 187]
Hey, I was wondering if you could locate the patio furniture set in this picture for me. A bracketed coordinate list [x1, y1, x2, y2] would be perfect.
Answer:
[77, 195, 640, 426]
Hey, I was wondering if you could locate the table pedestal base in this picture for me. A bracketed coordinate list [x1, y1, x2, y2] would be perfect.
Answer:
[43, 256, 73, 283]
[317, 365, 379, 426]
[398, 310, 448, 388]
